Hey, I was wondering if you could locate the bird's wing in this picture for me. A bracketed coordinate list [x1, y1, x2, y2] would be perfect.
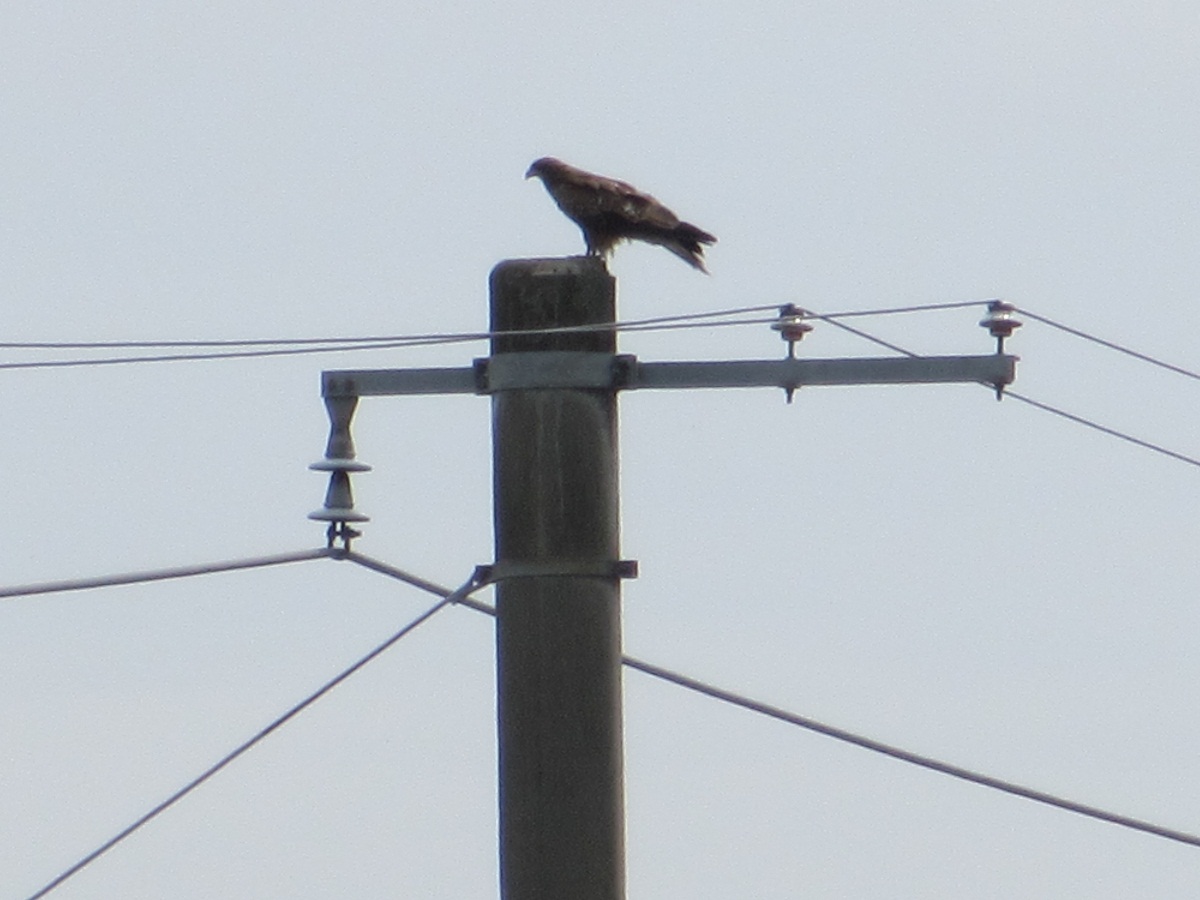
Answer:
[589, 173, 682, 230]
[547, 165, 681, 230]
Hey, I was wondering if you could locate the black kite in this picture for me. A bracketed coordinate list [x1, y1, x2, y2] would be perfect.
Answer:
[526, 157, 716, 273]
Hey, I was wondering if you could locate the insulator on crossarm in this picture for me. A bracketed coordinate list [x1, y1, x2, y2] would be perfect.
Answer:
[309, 462, 371, 550]
[309, 393, 371, 550]
[979, 300, 1023, 353]
[772, 303, 813, 404]
[979, 300, 1022, 400]
[319, 395, 364, 461]
[309, 468, 370, 522]
[772, 303, 814, 358]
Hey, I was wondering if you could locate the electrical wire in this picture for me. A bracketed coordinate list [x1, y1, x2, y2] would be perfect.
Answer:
[805, 303, 1200, 405]
[0, 340, 433, 370]
[0, 316, 797, 370]
[816, 316, 922, 358]
[23, 565, 484, 900]
[342, 552, 1200, 851]
[1004, 391, 1200, 469]
[815, 312, 1200, 471]
[0, 305, 768, 351]
[0, 549, 334, 599]
[8, 299, 1173, 465]
[0, 300, 985, 352]
[804, 298, 994, 320]
[19, 545, 1200, 898]
[621, 657, 1200, 850]
[0, 305, 782, 369]
[1013, 307, 1200, 383]
[343, 552, 490, 603]
[0, 299, 994, 370]
[4, 299, 1195, 395]
[15, 295, 1200, 891]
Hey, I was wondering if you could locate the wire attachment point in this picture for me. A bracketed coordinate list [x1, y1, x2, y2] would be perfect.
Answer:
[324, 520, 363, 553]
[979, 300, 1022, 353]
[772, 304, 813, 403]
[979, 300, 1022, 399]
[772, 303, 813, 358]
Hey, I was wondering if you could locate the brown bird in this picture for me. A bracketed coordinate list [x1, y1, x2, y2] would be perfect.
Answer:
[526, 157, 717, 273]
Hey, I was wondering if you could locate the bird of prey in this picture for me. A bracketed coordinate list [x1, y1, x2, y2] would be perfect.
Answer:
[526, 157, 716, 273]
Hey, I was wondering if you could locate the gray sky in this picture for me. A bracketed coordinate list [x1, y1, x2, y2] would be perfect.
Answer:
[3, 1, 1200, 897]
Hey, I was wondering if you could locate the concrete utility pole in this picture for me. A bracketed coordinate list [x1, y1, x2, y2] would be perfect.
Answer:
[310, 257, 1018, 900]
[489, 257, 627, 900]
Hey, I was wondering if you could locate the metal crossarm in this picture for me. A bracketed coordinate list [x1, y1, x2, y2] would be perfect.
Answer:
[321, 353, 1017, 398]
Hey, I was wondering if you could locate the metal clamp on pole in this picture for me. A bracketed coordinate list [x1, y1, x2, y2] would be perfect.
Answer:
[475, 559, 639, 585]
[476, 351, 630, 392]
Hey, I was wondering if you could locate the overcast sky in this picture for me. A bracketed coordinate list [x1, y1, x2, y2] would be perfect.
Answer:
[3, 2, 1200, 897]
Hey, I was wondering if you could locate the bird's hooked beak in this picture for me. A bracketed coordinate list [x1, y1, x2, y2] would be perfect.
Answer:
[525, 158, 552, 180]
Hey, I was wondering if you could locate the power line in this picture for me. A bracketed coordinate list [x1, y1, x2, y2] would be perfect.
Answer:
[0, 305, 768, 350]
[817, 315, 921, 357]
[0, 340, 429, 370]
[1014, 307, 1200, 383]
[342, 552, 1200, 852]
[621, 657, 1200, 851]
[0, 316, 793, 370]
[23, 566, 484, 900]
[10, 302, 1181, 471]
[815, 312, 1200, 471]
[17, 298, 1199, 888]
[0, 300, 985, 352]
[0, 549, 334, 600]
[17, 545, 1200, 898]
[816, 303, 1200, 395]
[806, 298, 994, 320]
[1004, 391, 1200, 469]
[5, 301, 1195, 397]
[0, 305, 782, 367]
[0, 300, 994, 370]
[13, 292, 1198, 893]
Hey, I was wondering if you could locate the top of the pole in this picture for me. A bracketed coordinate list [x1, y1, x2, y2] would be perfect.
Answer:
[489, 256, 616, 355]
[492, 255, 608, 278]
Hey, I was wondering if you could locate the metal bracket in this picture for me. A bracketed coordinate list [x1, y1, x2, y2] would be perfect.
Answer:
[475, 352, 634, 392]
[475, 559, 639, 584]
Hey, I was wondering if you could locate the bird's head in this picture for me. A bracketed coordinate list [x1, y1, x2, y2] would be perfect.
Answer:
[525, 157, 565, 180]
